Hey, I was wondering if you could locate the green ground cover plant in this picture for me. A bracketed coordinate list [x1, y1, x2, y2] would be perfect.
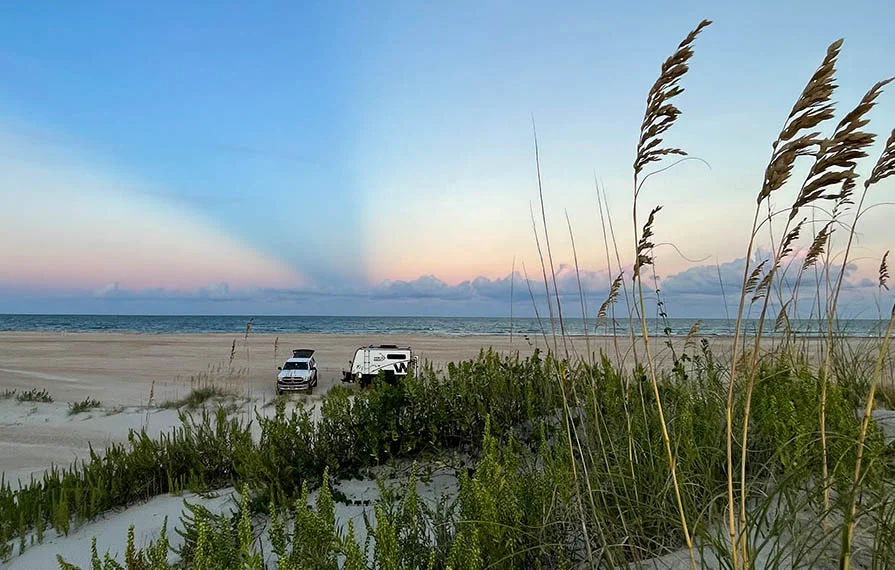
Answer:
[69, 398, 102, 415]
[15, 388, 53, 403]
[160, 387, 236, 410]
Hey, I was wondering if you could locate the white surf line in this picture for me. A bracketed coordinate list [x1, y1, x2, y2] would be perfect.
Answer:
[0, 367, 88, 384]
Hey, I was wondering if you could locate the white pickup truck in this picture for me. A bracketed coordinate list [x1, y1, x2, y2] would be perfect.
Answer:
[277, 349, 319, 394]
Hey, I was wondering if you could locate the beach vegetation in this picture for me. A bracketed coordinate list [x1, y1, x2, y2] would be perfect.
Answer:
[160, 386, 236, 410]
[68, 398, 102, 415]
[15, 388, 53, 403]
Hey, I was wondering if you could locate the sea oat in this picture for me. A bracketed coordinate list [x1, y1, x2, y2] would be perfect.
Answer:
[802, 222, 833, 272]
[867, 128, 895, 187]
[597, 273, 624, 322]
[791, 78, 892, 217]
[758, 40, 842, 205]
[634, 20, 711, 182]
[880, 251, 891, 291]
[634, 206, 662, 279]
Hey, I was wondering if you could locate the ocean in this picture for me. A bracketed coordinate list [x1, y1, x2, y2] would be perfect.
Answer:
[0, 314, 888, 337]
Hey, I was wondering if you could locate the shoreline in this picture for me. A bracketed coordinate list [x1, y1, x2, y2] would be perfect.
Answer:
[0, 329, 883, 338]
[2, 315, 888, 340]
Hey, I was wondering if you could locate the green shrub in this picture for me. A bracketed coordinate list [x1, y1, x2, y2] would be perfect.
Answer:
[68, 398, 101, 415]
[15, 388, 53, 403]
[160, 386, 233, 410]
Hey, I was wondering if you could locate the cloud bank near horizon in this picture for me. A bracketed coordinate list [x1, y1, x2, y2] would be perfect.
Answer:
[2, 256, 890, 318]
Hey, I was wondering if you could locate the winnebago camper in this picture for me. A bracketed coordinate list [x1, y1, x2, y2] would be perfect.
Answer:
[342, 345, 417, 386]
[276, 349, 319, 394]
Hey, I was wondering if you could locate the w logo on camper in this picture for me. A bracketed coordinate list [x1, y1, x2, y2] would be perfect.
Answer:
[393, 361, 408, 373]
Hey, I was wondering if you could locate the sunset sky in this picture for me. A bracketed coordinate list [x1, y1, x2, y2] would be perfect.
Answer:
[1, 1, 893, 317]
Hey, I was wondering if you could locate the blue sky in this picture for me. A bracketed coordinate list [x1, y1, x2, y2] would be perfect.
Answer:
[1, 1, 893, 316]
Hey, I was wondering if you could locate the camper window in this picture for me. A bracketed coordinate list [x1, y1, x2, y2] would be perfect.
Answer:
[386, 353, 406, 360]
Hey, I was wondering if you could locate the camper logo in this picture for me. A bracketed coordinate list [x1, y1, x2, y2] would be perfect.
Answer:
[393, 361, 408, 373]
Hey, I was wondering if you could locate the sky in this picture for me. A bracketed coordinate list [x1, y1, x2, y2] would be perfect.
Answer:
[1, 1, 894, 317]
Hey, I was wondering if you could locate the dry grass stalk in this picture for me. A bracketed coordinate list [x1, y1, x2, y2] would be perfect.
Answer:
[634, 206, 662, 278]
[630, 21, 710, 570]
[521, 261, 550, 348]
[757, 40, 841, 206]
[597, 273, 624, 323]
[817, 79, 893, 522]
[725, 41, 846, 567]
[529, 127, 592, 563]
[790, 79, 892, 217]
[510, 256, 515, 345]
[743, 260, 768, 296]
[273, 336, 280, 368]
[633, 19, 711, 182]
[595, 178, 623, 361]
[802, 222, 833, 272]
[684, 319, 702, 350]
[774, 301, 792, 333]
[530, 202, 558, 353]
[736, 68, 892, 565]
[532, 124, 569, 357]
[879, 251, 890, 291]
[565, 211, 591, 361]
[840, 303, 895, 570]
[228, 339, 237, 372]
[868, 128, 895, 185]
[601, 184, 639, 364]
[787, 221, 834, 330]
[751, 219, 805, 307]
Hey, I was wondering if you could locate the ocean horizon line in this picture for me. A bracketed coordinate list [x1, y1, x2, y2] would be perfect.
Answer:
[0, 314, 889, 338]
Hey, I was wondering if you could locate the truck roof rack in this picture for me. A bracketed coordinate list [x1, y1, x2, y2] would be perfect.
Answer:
[292, 349, 315, 358]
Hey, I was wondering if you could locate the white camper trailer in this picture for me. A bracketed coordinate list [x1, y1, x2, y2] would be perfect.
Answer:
[342, 345, 417, 386]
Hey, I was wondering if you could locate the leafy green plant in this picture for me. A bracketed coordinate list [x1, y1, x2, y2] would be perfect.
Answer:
[16, 388, 53, 403]
[160, 387, 234, 410]
[69, 398, 102, 415]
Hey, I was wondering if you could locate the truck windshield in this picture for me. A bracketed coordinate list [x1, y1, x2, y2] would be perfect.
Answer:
[283, 361, 309, 370]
